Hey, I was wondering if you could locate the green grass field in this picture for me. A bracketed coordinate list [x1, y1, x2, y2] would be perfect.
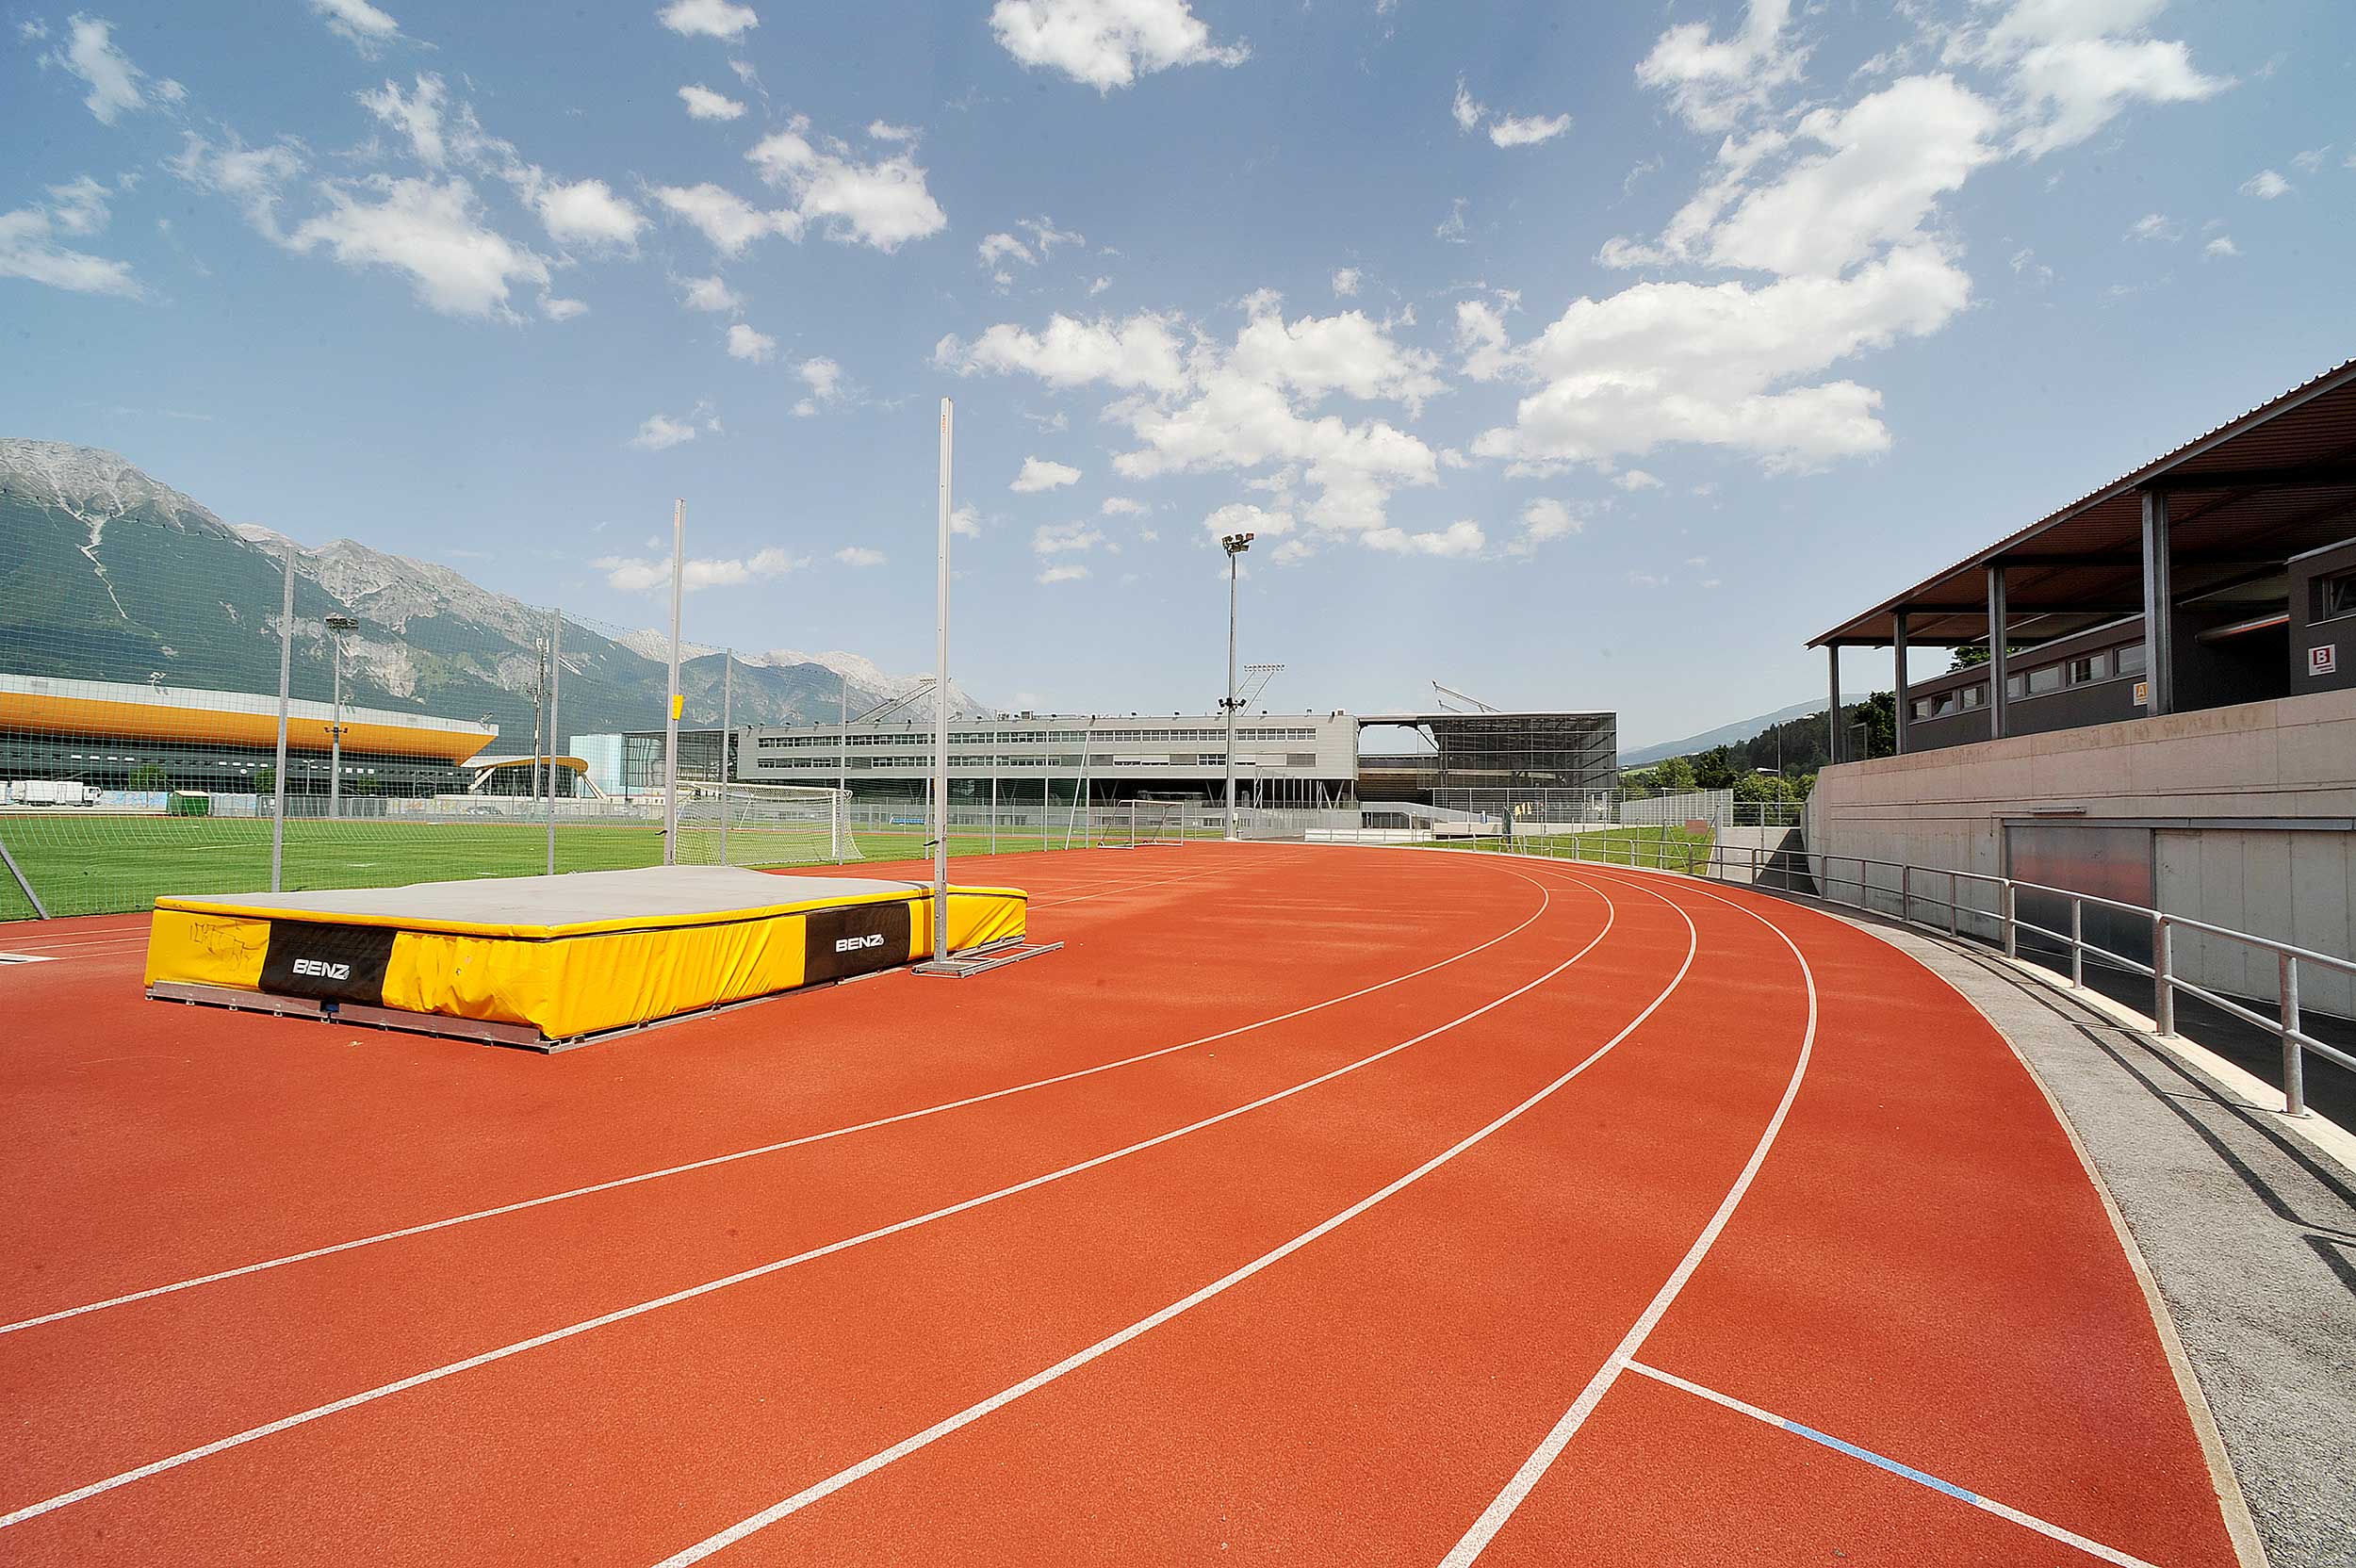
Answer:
[1413, 824, 1716, 874]
[0, 814, 1135, 922]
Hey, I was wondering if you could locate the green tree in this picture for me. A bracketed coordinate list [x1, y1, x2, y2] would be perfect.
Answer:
[127, 762, 168, 791]
[1653, 755, 1697, 792]
[254, 766, 274, 796]
[1693, 746, 1740, 791]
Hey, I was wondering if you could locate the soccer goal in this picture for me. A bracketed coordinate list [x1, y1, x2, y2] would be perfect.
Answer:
[1101, 798, 1189, 850]
[673, 782, 857, 868]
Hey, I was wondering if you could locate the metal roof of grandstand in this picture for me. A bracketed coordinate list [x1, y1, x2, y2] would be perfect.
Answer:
[1812, 357, 2356, 648]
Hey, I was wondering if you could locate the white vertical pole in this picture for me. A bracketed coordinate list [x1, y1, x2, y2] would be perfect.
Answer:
[932, 399, 953, 958]
[719, 648, 732, 867]
[837, 674, 848, 863]
[270, 546, 294, 891]
[663, 498, 684, 866]
[328, 636, 343, 822]
[546, 608, 560, 875]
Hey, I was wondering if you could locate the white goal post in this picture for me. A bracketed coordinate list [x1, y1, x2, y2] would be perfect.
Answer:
[673, 782, 856, 867]
[1101, 798, 1188, 850]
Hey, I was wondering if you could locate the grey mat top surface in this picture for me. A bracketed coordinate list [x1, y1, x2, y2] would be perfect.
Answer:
[164, 866, 938, 926]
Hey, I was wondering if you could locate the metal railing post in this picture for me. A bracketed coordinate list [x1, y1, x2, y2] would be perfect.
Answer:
[1750, 844, 1759, 887]
[1947, 871, 1959, 938]
[2070, 898, 2084, 988]
[2153, 915, 2176, 1037]
[1900, 865, 1911, 927]
[2002, 881, 2018, 959]
[2281, 954, 2306, 1118]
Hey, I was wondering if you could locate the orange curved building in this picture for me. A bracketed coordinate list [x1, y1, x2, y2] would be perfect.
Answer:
[1, 673, 496, 765]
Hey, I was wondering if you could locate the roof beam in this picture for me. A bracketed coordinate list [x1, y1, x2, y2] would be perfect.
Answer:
[1988, 551, 2281, 570]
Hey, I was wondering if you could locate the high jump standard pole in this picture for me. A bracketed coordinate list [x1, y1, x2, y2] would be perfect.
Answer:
[931, 398, 952, 958]
[663, 498, 683, 866]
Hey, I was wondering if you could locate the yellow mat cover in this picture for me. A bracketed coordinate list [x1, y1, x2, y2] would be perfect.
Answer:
[144, 868, 1027, 1040]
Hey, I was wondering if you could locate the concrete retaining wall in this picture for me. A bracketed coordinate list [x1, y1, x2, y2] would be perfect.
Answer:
[1806, 688, 2356, 1015]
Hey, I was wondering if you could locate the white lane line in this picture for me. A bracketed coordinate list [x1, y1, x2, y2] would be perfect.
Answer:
[644, 871, 1693, 1567]
[1437, 872, 1817, 1568]
[1622, 1361, 2163, 1568]
[0, 879, 1620, 1530]
[0, 952, 60, 965]
[0, 862, 1559, 1340]
[0, 935, 148, 953]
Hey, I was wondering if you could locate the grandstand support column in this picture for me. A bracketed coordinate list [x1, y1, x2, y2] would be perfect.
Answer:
[2142, 488, 2174, 716]
[546, 608, 560, 876]
[1892, 611, 1911, 756]
[270, 544, 294, 893]
[663, 498, 683, 867]
[1988, 565, 2009, 742]
[1825, 644, 1841, 765]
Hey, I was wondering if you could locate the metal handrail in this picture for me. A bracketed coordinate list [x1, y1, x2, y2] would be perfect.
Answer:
[1640, 841, 2351, 1118]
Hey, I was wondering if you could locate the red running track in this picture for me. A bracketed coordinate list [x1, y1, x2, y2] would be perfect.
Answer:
[0, 844, 2248, 1566]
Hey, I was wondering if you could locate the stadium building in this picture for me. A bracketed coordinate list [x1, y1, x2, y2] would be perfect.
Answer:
[0, 672, 499, 800]
[1808, 359, 2356, 1016]
[576, 707, 1620, 817]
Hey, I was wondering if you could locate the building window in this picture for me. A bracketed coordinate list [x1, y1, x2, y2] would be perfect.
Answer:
[2315, 567, 2356, 625]
[2115, 643, 2147, 677]
[2068, 652, 2107, 684]
[1960, 683, 1985, 710]
[2025, 664, 2064, 696]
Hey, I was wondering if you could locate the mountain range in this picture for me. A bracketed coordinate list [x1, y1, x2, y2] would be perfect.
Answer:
[1619, 695, 1872, 767]
[0, 439, 984, 753]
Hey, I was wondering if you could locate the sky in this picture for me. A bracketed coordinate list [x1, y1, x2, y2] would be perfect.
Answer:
[5, 0, 2352, 747]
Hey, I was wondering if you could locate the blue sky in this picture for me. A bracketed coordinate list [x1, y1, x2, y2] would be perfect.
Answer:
[5, 0, 2351, 745]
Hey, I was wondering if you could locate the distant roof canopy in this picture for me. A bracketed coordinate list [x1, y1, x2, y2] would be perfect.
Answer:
[1813, 359, 2356, 649]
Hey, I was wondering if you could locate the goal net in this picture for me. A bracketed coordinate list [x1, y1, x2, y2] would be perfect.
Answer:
[1102, 798, 1188, 850]
[673, 783, 857, 869]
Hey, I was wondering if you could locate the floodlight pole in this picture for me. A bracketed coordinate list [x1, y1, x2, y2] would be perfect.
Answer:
[931, 398, 953, 958]
[838, 673, 848, 864]
[720, 648, 733, 867]
[1220, 531, 1254, 841]
[663, 498, 684, 866]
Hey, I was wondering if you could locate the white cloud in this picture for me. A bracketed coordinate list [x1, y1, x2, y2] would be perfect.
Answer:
[1470, 243, 1972, 473]
[726, 321, 776, 361]
[1101, 497, 1149, 516]
[867, 120, 920, 144]
[679, 273, 741, 312]
[1366, 520, 1483, 557]
[595, 547, 802, 594]
[833, 546, 886, 567]
[1613, 469, 1661, 491]
[540, 295, 588, 320]
[535, 178, 645, 251]
[1435, 198, 1469, 244]
[950, 503, 982, 537]
[627, 412, 699, 450]
[308, 0, 401, 52]
[2290, 146, 2330, 173]
[658, 0, 758, 41]
[1515, 498, 1580, 548]
[1331, 268, 1360, 297]
[1953, 0, 2227, 158]
[1488, 112, 1570, 148]
[1032, 520, 1104, 554]
[1012, 456, 1083, 493]
[990, 0, 1248, 92]
[1036, 563, 1090, 584]
[2240, 168, 2290, 199]
[746, 123, 946, 251]
[168, 131, 305, 240]
[0, 181, 142, 298]
[951, 298, 1448, 547]
[679, 84, 746, 121]
[791, 355, 843, 416]
[288, 175, 550, 318]
[1088, 275, 1111, 296]
[1635, 0, 1806, 133]
[359, 74, 447, 165]
[978, 232, 1034, 267]
[2125, 211, 2179, 242]
[2203, 235, 2238, 258]
[653, 183, 787, 254]
[1023, 215, 1084, 254]
[47, 15, 174, 124]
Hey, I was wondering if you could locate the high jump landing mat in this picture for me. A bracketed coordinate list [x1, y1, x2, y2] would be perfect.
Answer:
[140, 866, 1036, 1051]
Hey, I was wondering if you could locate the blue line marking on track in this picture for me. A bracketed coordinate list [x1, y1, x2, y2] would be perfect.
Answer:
[1780, 1419, 1980, 1504]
